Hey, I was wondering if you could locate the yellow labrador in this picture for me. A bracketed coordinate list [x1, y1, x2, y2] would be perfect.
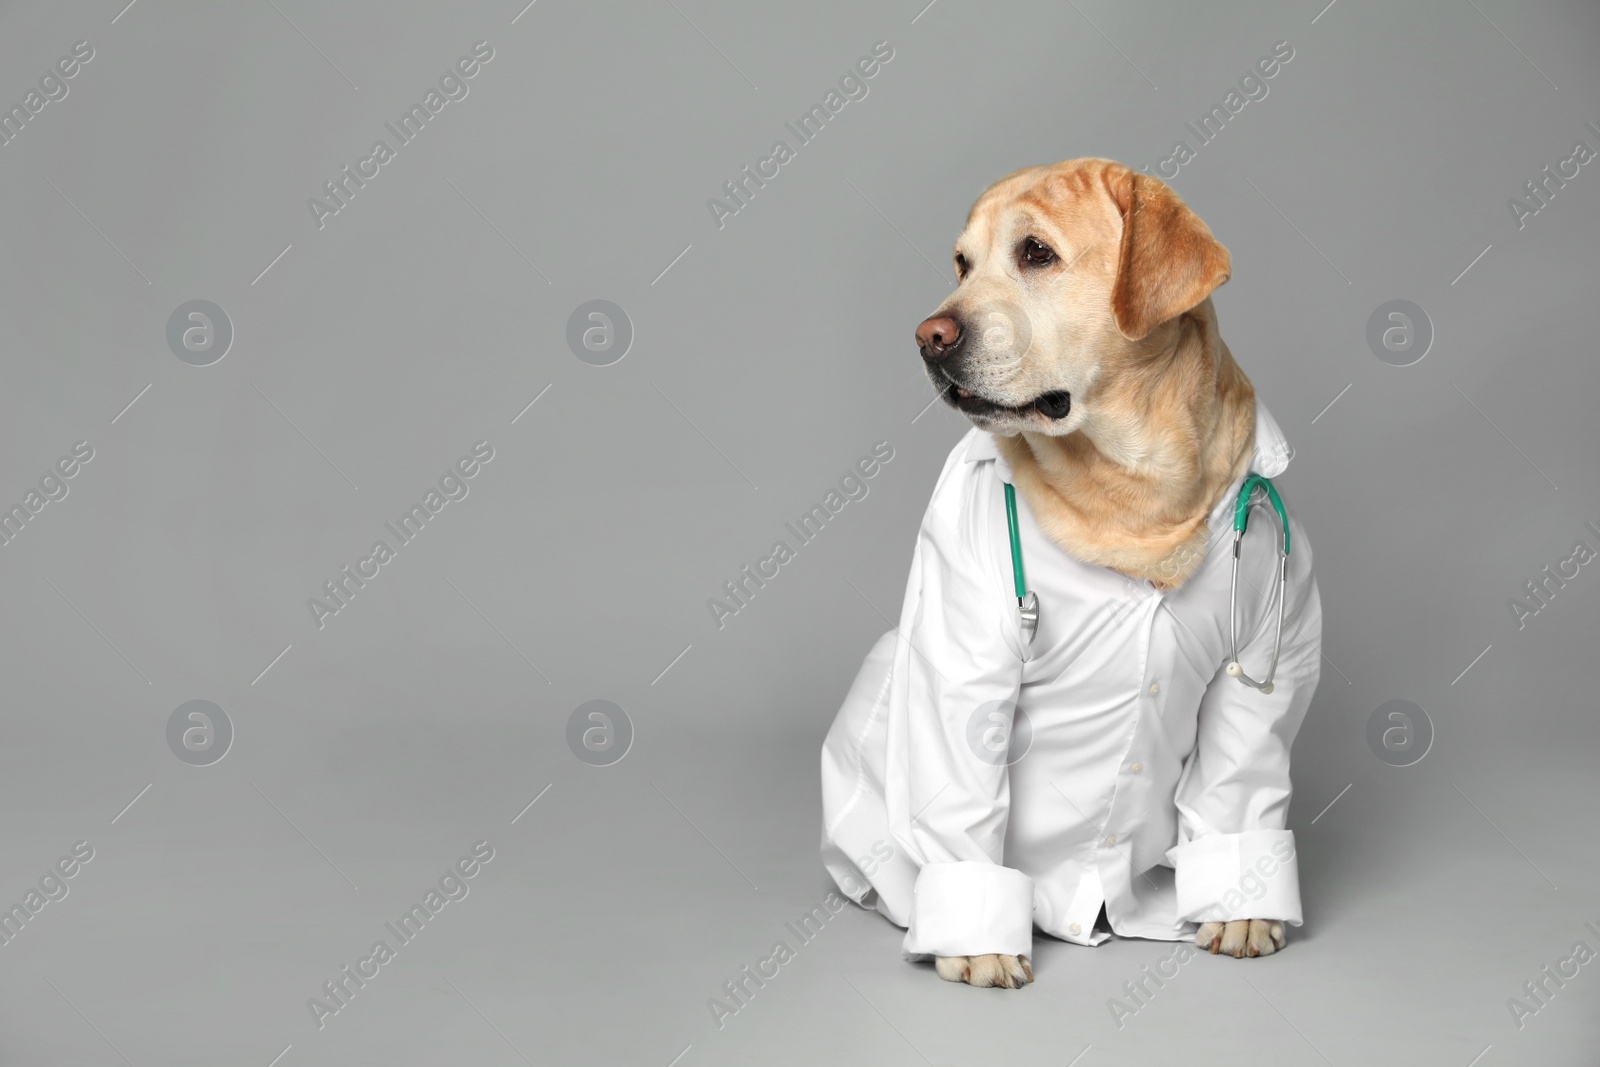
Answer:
[916, 158, 1285, 987]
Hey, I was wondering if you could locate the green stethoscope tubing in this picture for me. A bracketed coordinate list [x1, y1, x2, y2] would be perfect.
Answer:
[1002, 483, 1040, 644]
[1003, 483, 1027, 598]
[1003, 473, 1291, 693]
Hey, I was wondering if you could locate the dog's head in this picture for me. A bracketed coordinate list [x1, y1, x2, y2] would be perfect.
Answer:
[918, 158, 1231, 435]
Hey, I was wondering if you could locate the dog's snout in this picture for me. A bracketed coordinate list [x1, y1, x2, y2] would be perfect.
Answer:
[916, 315, 963, 360]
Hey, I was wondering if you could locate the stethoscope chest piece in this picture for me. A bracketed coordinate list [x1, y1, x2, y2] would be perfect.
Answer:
[1018, 591, 1039, 646]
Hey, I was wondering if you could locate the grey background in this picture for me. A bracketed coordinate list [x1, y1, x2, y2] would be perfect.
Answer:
[0, 0, 1597, 1063]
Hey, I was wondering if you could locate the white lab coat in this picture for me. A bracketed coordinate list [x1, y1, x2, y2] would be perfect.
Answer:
[820, 400, 1321, 960]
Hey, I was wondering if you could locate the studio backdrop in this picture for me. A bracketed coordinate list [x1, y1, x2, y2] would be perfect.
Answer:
[0, 0, 1596, 1064]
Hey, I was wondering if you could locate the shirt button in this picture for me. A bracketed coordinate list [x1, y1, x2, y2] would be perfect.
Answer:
[1105, 834, 1117, 846]
[1148, 682, 1161, 695]
[1129, 762, 1143, 774]
[1068, 922, 1082, 936]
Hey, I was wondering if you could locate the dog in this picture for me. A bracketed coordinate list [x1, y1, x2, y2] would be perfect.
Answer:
[819, 158, 1321, 987]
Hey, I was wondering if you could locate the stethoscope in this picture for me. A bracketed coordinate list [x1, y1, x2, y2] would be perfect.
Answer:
[1002, 473, 1291, 694]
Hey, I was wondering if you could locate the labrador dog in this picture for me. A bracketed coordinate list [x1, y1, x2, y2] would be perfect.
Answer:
[914, 158, 1289, 985]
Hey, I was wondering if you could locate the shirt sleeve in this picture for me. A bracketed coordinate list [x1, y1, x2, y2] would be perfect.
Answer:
[895, 472, 1033, 959]
[1167, 522, 1323, 926]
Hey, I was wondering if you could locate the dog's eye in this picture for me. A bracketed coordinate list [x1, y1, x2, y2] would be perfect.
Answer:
[954, 253, 969, 279]
[1021, 238, 1057, 267]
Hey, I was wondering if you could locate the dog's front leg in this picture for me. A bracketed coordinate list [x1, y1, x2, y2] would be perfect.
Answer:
[934, 953, 1032, 988]
[1195, 919, 1286, 958]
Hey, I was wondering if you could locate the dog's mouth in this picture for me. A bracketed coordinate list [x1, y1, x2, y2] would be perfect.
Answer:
[943, 379, 1072, 421]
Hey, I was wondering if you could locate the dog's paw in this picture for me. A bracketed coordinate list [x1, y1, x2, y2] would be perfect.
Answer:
[934, 953, 1032, 988]
[1195, 919, 1286, 958]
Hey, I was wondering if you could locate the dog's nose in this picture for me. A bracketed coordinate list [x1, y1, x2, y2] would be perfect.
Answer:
[916, 316, 962, 360]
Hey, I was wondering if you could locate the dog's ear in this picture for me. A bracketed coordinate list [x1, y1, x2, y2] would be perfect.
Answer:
[1108, 171, 1231, 341]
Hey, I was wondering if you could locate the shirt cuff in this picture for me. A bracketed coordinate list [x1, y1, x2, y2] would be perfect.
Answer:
[1167, 829, 1302, 925]
[902, 861, 1034, 959]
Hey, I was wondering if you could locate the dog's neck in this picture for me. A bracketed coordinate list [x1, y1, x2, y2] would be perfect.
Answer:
[994, 298, 1256, 590]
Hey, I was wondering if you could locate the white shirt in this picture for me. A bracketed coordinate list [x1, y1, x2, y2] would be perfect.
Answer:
[820, 400, 1321, 960]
